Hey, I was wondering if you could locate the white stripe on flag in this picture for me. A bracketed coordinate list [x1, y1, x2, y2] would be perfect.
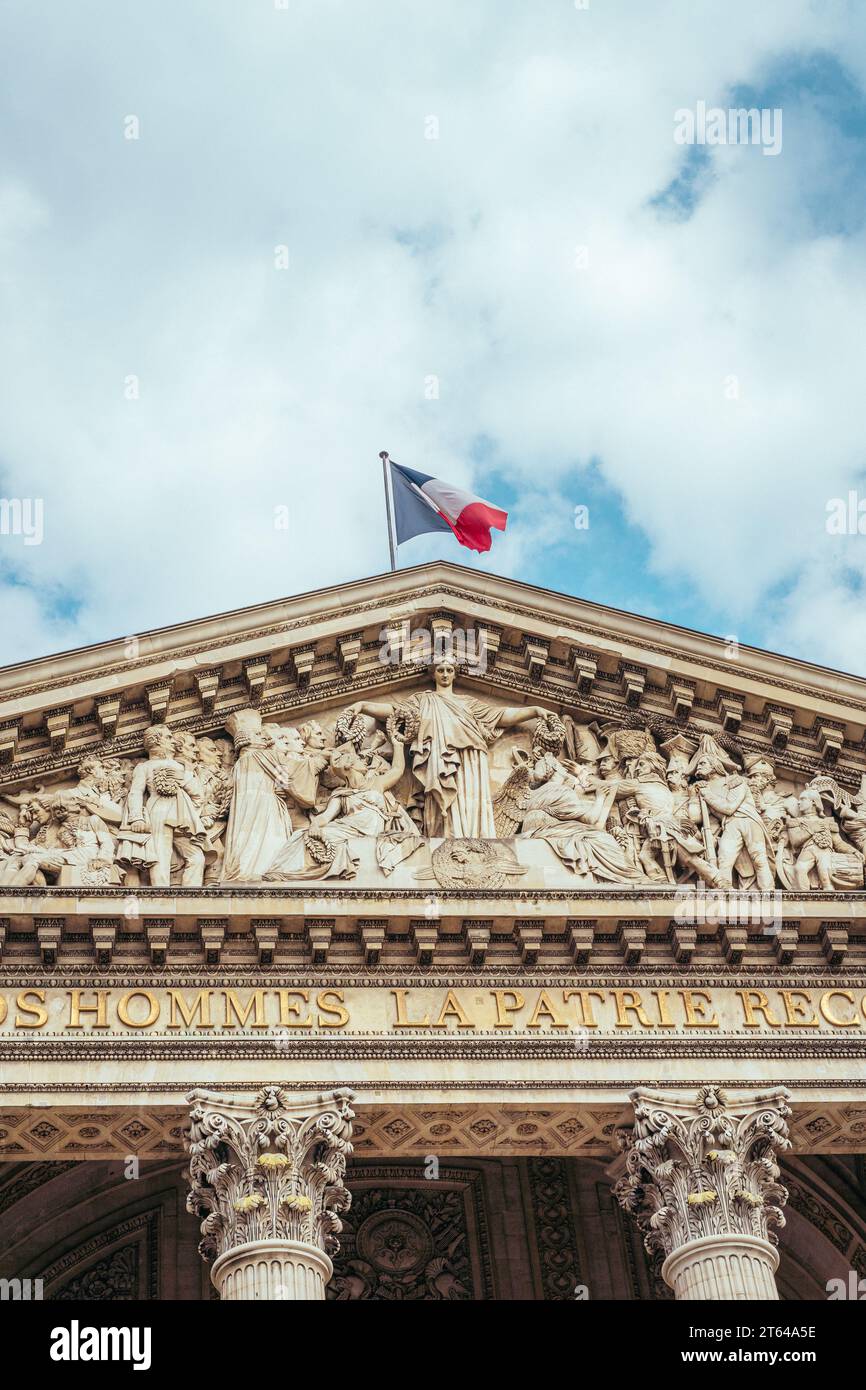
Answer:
[408, 478, 448, 516]
[421, 479, 484, 524]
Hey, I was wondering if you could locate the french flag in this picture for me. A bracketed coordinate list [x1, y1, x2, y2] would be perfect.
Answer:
[389, 461, 508, 554]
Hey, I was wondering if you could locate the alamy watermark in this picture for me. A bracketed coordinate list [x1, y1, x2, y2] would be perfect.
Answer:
[826, 1270, 866, 1300]
[674, 101, 782, 157]
[0, 1276, 43, 1300]
[50, 1322, 151, 1371]
[379, 624, 489, 674]
[674, 886, 782, 932]
[826, 491, 866, 535]
[0, 497, 43, 545]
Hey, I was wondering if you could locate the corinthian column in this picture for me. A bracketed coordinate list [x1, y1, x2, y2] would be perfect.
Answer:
[614, 1086, 790, 1301]
[185, 1085, 354, 1300]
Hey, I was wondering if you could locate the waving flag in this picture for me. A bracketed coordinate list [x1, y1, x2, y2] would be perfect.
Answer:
[388, 460, 508, 554]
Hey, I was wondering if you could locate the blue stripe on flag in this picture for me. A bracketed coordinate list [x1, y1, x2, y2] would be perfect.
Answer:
[390, 462, 452, 544]
[392, 461, 434, 489]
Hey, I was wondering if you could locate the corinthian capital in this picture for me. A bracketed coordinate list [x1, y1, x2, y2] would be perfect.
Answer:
[613, 1085, 791, 1263]
[185, 1086, 355, 1269]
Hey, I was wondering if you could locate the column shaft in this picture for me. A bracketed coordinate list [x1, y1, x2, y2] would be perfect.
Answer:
[662, 1234, 780, 1301]
[212, 1239, 332, 1301]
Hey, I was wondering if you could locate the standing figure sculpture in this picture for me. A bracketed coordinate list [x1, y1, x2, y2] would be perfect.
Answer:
[119, 725, 211, 887]
[745, 753, 797, 888]
[194, 735, 235, 883]
[222, 710, 330, 881]
[221, 709, 296, 882]
[348, 655, 547, 838]
[272, 724, 330, 813]
[685, 736, 774, 891]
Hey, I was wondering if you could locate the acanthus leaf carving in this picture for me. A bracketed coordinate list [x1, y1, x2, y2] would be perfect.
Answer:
[613, 1085, 791, 1264]
[185, 1086, 355, 1266]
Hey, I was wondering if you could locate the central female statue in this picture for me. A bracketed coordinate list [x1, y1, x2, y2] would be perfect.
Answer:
[348, 654, 547, 839]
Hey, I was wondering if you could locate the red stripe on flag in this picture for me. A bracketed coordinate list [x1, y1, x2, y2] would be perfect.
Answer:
[449, 501, 508, 553]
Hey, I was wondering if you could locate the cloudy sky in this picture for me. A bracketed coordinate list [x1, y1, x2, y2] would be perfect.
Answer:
[1, 0, 866, 672]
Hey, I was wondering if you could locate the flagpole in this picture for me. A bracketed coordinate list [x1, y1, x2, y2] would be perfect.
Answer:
[379, 450, 398, 571]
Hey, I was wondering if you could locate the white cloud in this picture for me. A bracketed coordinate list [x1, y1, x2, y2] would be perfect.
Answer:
[1, 0, 865, 670]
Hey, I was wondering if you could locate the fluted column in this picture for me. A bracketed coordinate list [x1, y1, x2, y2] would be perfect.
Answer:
[614, 1085, 790, 1301]
[185, 1085, 354, 1300]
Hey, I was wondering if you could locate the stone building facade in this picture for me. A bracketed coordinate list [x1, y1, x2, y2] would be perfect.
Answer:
[0, 561, 864, 1300]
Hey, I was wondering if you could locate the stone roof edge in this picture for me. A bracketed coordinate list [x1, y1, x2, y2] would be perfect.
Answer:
[0, 559, 864, 714]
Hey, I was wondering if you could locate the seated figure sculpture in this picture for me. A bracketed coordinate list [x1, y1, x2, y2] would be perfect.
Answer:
[494, 719, 651, 885]
[264, 719, 422, 881]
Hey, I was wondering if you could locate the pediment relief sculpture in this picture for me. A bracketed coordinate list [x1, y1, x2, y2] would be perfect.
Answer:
[2, 649, 866, 893]
[345, 653, 550, 838]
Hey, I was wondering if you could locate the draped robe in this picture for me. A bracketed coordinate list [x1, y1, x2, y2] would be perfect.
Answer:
[222, 739, 294, 881]
[404, 690, 502, 838]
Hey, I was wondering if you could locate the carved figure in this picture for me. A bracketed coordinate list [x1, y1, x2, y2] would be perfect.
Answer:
[5, 792, 122, 887]
[837, 773, 866, 857]
[119, 725, 210, 887]
[265, 719, 421, 880]
[492, 716, 650, 884]
[348, 655, 547, 838]
[222, 709, 296, 881]
[0, 803, 45, 884]
[686, 737, 774, 891]
[606, 748, 722, 887]
[787, 789, 864, 891]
